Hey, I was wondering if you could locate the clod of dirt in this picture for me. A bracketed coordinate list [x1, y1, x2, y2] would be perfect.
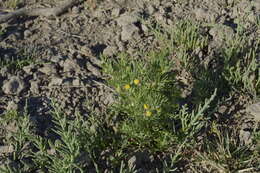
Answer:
[239, 129, 252, 146]
[2, 76, 25, 95]
[121, 24, 140, 41]
[103, 46, 117, 56]
[246, 102, 260, 122]
[62, 58, 82, 73]
[193, 8, 218, 22]
[209, 25, 234, 42]
[6, 100, 19, 111]
[48, 76, 63, 87]
[116, 13, 139, 26]
[38, 63, 57, 75]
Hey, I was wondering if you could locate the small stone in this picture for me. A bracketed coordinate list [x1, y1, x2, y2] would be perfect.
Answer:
[72, 78, 81, 86]
[246, 102, 260, 122]
[153, 12, 164, 22]
[193, 8, 217, 22]
[116, 13, 139, 26]
[86, 63, 101, 76]
[71, 6, 80, 14]
[23, 64, 35, 74]
[7, 101, 18, 111]
[128, 155, 137, 169]
[93, 9, 103, 18]
[111, 8, 121, 17]
[141, 24, 149, 32]
[30, 80, 40, 94]
[50, 55, 64, 63]
[239, 130, 252, 145]
[24, 30, 32, 38]
[209, 25, 234, 41]
[121, 24, 139, 41]
[147, 5, 155, 15]
[0, 145, 14, 154]
[63, 58, 81, 73]
[102, 92, 115, 106]
[0, 66, 9, 76]
[48, 77, 63, 86]
[103, 46, 117, 56]
[38, 64, 57, 75]
[2, 76, 25, 95]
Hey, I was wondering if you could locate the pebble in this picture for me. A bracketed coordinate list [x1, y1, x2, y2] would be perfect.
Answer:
[246, 102, 260, 122]
[38, 63, 57, 75]
[209, 25, 234, 41]
[63, 58, 81, 73]
[116, 13, 139, 26]
[86, 62, 101, 76]
[121, 24, 139, 41]
[103, 46, 117, 56]
[48, 76, 63, 86]
[24, 30, 32, 38]
[111, 8, 121, 17]
[6, 100, 19, 111]
[193, 8, 217, 22]
[30, 80, 40, 94]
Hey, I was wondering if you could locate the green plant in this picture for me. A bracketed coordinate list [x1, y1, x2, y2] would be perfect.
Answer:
[2, 0, 22, 9]
[0, 109, 33, 172]
[222, 35, 260, 96]
[193, 122, 259, 172]
[0, 45, 40, 72]
[102, 46, 217, 155]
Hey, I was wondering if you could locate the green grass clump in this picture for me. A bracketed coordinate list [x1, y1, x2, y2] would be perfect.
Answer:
[0, 46, 40, 73]
[1, 0, 22, 9]
[102, 48, 217, 154]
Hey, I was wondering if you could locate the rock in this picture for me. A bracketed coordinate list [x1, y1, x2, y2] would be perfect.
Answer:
[209, 25, 234, 41]
[93, 9, 103, 18]
[102, 92, 115, 106]
[48, 76, 63, 86]
[0, 145, 14, 154]
[63, 58, 81, 73]
[71, 6, 80, 14]
[38, 63, 57, 75]
[50, 55, 65, 63]
[239, 129, 252, 145]
[141, 24, 149, 32]
[103, 46, 117, 56]
[23, 64, 35, 74]
[72, 78, 81, 86]
[116, 13, 139, 26]
[6, 101, 19, 111]
[121, 24, 139, 41]
[147, 4, 156, 15]
[128, 151, 150, 169]
[86, 62, 101, 76]
[193, 8, 217, 22]
[24, 30, 32, 38]
[30, 80, 40, 94]
[128, 155, 137, 169]
[2, 76, 25, 95]
[111, 8, 121, 17]
[246, 102, 260, 121]
[0, 66, 9, 77]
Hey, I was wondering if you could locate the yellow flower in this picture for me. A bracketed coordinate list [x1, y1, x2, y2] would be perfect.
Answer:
[143, 104, 149, 110]
[123, 84, 131, 90]
[133, 79, 140, 85]
[145, 111, 152, 117]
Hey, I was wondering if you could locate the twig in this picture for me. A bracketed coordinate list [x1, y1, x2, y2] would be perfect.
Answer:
[0, 0, 82, 24]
